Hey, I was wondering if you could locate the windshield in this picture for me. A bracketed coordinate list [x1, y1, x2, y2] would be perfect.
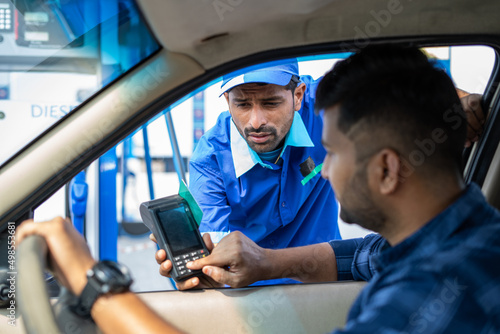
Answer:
[0, 0, 159, 166]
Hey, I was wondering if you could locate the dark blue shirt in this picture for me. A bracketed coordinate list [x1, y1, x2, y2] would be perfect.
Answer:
[330, 184, 500, 333]
[189, 76, 340, 250]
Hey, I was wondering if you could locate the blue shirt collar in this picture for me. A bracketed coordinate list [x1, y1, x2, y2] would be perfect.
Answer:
[230, 111, 314, 178]
[374, 183, 490, 271]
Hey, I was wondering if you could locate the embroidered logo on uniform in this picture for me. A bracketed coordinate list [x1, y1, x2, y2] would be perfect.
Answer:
[300, 157, 323, 186]
[300, 156, 316, 177]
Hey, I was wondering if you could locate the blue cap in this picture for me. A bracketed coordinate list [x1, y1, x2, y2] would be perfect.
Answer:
[220, 61, 299, 96]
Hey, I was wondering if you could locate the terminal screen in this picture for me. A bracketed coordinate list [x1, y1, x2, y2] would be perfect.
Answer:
[156, 204, 201, 256]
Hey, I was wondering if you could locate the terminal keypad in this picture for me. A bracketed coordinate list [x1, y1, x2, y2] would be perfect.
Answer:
[173, 249, 206, 276]
[0, 3, 12, 32]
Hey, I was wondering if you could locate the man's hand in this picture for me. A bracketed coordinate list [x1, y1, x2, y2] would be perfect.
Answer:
[154, 231, 271, 289]
[153, 233, 224, 290]
[16, 217, 96, 296]
[186, 231, 272, 288]
[461, 93, 485, 148]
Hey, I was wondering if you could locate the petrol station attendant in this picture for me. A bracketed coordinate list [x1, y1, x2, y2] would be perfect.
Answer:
[188, 61, 341, 250]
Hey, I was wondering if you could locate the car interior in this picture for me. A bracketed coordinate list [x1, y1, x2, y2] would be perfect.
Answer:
[1, 0, 500, 333]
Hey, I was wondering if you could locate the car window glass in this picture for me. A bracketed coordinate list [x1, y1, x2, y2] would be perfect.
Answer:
[0, 0, 159, 167]
[426, 46, 495, 93]
[34, 45, 496, 292]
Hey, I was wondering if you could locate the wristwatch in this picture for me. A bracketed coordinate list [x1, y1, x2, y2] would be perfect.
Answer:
[72, 261, 133, 318]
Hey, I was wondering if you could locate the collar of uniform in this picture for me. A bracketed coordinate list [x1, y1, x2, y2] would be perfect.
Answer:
[231, 111, 314, 178]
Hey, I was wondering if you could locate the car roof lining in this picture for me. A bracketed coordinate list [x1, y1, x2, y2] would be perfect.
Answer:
[136, 0, 500, 69]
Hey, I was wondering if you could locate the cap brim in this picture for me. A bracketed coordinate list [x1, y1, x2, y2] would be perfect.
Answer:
[220, 71, 293, 96]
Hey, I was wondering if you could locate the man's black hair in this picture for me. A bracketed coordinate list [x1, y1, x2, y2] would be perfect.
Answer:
[284, 75, 300, 92]
[315, 46, 467, 176]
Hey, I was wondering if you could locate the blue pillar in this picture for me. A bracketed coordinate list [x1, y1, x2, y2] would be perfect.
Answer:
[99, 147, 118, 261]
[142, 127, 155, 200]
[70, 171, 88, 235]
[98, 0, 119, 261]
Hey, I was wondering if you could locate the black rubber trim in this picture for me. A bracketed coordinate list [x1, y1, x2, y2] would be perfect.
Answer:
[465, 60, 500, 185]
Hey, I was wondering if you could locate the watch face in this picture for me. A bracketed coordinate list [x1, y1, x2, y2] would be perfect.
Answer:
[93, 261, 133, 291]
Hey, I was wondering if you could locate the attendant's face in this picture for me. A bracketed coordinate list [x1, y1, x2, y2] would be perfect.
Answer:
[225, 82, 305, 153]
[321, 105, 386, 231]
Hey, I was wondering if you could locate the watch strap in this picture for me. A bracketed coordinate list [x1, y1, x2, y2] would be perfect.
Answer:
[71, 280, 101, 318]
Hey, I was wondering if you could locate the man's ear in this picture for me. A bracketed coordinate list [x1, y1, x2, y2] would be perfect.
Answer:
[294, 83, 306, 111]
[370, 148, 401, 195]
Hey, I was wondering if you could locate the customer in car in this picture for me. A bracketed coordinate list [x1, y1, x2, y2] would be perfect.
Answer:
[16, 46, 498, 333]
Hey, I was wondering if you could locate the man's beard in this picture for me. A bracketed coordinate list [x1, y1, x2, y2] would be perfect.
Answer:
[243, 125, 279, 153]
[339, 164, 387, 233]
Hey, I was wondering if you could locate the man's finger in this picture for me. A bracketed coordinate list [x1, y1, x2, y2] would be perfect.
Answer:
[15, 219, 37, 245]
[202, 233, 214, 252]
[149, 233, 157, 244]
[16, 217, 69, 245]
[467, 94, 484, 122]
[155, 249, 166, 264]
[461, 93, 485, 146]
[463, 94, 485, 133]
[186, 251, 230, 270]
[466, 111, 482, 131]
[175, 277, 201, 290]
[159, 260, 173, 277]
[202, 266, 235, 286]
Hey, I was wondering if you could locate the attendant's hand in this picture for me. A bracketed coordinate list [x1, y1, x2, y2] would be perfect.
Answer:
[186, 231, 272, 288]
[16, 217, 96, 295]
[461, 93, 485, 147]
[153, 233, 223, 289]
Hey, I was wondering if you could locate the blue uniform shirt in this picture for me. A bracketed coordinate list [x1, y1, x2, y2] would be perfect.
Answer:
[329, 183, 500, 333]
[189, 75, 340, 249]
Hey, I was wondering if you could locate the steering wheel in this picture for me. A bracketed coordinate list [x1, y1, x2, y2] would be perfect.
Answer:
[17, 235, 98, 334]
